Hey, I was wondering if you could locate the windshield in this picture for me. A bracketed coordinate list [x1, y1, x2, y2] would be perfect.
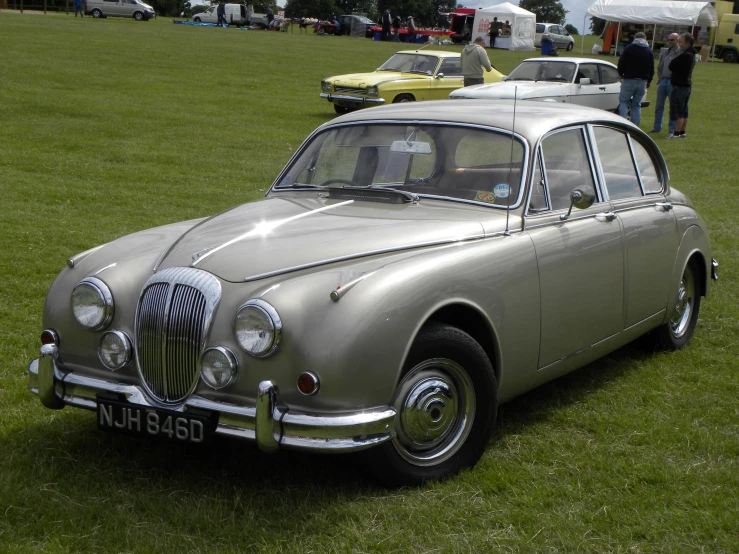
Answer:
[378, 54, 440, 75]
[275, 123, 525, 208]
[507, 61, 576, 83]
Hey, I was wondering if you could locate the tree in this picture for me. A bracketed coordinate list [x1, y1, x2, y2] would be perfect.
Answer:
[589, 16, 606, 36]
[518, 0, 566, 25]
[564, 23, 578, 35]
[285, 0, 340, 19]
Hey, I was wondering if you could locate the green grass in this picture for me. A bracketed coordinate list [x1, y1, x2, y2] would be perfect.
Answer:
[1, 13, 738, 553]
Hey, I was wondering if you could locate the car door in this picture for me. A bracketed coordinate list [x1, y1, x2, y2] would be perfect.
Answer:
[430, 58, 464, 98]
[589, 125, 678, 327]
[102, 0, 121, 16]
[571, 63, 610, 109]
[525, 126, 624, 369]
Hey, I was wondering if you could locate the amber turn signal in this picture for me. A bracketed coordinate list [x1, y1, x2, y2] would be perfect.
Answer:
[40, 329, 59, 346]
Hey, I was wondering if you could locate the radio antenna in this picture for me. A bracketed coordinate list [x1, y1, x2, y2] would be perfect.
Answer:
[504, 86, 518, 236]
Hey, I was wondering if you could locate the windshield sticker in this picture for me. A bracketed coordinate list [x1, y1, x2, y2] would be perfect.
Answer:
[494, 184, 511, 198]
[475, 191, 496, 203]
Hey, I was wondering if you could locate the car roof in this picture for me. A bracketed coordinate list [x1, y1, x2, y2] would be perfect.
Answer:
[329, 99, 639, 142]
[394, 50, 459, 58]
[520, 57, 615, 66]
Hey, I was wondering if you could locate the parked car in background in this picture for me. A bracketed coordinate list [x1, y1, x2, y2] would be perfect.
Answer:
[193, 3, 249, 25]
[28, 100, 715, 485]
[450, 57, 623, 112]
[535, 23, 575, 50]
[321, 50, 504, 114]
[86, 0, 155, 20]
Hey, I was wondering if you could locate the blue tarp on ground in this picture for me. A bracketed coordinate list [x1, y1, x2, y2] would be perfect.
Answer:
[173, 20, 229, 27]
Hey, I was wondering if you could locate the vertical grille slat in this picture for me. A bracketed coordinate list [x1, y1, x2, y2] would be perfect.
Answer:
[134, 268, 221, 405]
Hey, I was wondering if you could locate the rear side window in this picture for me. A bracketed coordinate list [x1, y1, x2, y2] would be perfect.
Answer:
[630, 140, 662, 193]
[599, 65, 620, 84]
[593, 127, 641, 199]
[540, 128, 596, 211]
[438, 59, 463, 77]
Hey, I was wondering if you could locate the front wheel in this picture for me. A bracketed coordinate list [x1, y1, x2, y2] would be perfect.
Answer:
[392, 94, 415, 103]
[367, 323, 498, 486]
[333, 104, 350, 115]
[133, 11, 144, 21]
[653, 259, 702, 350]
[193, 16, 201, 22]
[91, 8, 102, 17]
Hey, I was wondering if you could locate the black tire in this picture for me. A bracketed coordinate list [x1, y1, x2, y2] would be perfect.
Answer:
[333, 104, 350, 115]
[91, 8, 102, 18]
[723, 50, 738, 64]
[367, 323, 498, 486]
[566, 41, 574, 51]
[133, 11, 144, 21]
[653, 259, 702, 350]
[392, 94, 415, 104]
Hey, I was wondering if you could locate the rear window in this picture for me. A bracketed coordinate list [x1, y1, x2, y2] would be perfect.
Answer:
[536, 24, 545, 33]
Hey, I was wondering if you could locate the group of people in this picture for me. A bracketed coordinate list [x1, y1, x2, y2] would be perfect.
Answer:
[618, 31, 697, 139]
[488, 17, 511, 49]
[381, 9, 416, 42]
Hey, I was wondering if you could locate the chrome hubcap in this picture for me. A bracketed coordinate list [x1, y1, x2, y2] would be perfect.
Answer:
[392, 359, 475, 466]
[670, 266, 695, 338]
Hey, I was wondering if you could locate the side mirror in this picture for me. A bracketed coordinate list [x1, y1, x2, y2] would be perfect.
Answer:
[560, 186, 595, 220]
[435, 73, 445, 79]
[578, 77, 591, 86]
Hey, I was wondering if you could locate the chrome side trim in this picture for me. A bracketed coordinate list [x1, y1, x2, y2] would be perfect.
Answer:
[712, 258, 719, 281]
[28, 352, 396, 453]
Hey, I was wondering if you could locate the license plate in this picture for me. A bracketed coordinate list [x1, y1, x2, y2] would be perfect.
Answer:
[337, 100, 362, 108]
[97, 396, 216, 443]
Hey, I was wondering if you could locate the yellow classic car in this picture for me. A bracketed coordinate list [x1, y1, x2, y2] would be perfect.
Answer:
[320, 50, 504, 114]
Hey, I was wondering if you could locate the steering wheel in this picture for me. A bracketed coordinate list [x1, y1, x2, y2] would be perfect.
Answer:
[320, 178, 361, 187]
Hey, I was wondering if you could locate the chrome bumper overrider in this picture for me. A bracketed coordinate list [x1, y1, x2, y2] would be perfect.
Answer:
[28, 344, 396, 453]
[319, 93, 385, 106]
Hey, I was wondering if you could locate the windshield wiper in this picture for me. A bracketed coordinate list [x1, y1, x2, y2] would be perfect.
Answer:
[510, 77, 534, 81]
[379, 67, 401, 72]
[275, 183, 325, 190]
[407, 70, 431, 75]
[372, 186, 419, 202]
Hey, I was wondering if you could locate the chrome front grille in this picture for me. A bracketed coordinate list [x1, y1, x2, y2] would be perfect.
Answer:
[135, 267, 221, 404]
[335, 86, 366, 95]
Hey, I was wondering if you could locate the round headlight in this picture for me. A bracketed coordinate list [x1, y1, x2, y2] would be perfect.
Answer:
[200, 347, 237, 389]
[234, 299, 282, 358]
[98, 330, 131, 370]
[71, 277, 114, 330]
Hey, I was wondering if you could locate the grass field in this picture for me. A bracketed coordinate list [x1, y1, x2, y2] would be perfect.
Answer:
[1, 12, 738, 553]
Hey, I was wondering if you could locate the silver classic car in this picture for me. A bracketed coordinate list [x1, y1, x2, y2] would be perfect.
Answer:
[28, 101, 716, 484]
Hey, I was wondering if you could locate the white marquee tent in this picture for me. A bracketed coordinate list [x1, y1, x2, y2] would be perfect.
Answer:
[583, 0, 719, 54]
[469, 2, 536, 51]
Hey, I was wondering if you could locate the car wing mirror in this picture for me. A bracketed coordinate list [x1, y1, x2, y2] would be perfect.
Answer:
[578, 77, 591, 86]
[435, 73, 444, 79]
[560, 186, 595, 220]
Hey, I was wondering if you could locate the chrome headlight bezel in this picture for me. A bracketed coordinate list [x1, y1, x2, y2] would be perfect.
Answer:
[71, 277, 114, 331]
[98, 330, 132, 371]
[366, 85, 379, 97]
[233, 299, 282, 358]
[322, 81, 333, 93]
[200, 346, 238, 390]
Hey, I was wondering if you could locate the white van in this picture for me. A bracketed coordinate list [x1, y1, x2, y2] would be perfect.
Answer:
[193, 3, 250, 26]
[86, 0, 156, 20]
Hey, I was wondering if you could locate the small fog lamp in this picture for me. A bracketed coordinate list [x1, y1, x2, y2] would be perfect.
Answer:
[297, 372, 320, 396]
[200, 347, 238, 390]
[98, 330, 132, 370]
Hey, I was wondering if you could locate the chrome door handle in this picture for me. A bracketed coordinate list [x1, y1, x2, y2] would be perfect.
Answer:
[655, 202, 673, 211]
[594, 212, 617, 221]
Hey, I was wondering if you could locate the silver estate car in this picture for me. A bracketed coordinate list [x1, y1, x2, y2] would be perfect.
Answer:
[28, 101, 716, 485]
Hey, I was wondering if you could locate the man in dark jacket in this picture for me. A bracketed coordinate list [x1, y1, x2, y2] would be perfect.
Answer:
[666, 33, 697, 139]
[216, 2, 226, 26]
[617, 31, 654, 126]
[381, 9, 392, 41]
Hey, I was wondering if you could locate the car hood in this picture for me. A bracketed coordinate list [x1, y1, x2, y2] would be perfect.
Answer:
[328, 71, 430, 87]
[157, 194, 492, 283]
[450, 80, 571, 100]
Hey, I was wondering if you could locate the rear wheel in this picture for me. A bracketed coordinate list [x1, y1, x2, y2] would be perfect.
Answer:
[91, 8, 102, 17]
[566, 41, 574, 51]
[653, 259, 701, 350]
[393, 94, 415, 103]
[723, 50, 738, 63]
[367, 323, 498, 486]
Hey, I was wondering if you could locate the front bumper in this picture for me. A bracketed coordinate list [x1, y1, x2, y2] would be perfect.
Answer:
[319, 93, 385, 107]
[28, 344, 395, 453]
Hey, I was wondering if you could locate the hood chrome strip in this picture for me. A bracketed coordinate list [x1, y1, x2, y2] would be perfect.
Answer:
[191, 200, 355, 268]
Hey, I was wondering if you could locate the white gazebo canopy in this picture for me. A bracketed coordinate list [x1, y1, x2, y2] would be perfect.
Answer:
[586, 0, 718, 26]
[469, 2, 536, 51]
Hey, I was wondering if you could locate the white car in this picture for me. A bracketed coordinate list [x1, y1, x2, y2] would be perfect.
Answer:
[449, 57, 621, 112]
[535, 23, 575, 50]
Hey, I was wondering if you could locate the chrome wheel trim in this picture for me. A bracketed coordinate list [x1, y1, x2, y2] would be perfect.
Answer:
[391, 358, 475, 467]
[670, 265, 695, 339]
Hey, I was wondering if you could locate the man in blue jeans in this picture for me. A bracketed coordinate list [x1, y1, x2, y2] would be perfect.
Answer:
[650, 33, 680, 134]
[617, 32, 654, 126]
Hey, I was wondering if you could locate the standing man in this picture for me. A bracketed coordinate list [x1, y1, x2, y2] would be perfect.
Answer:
[74, 0, 83, 17]
[216, 1, 226, 26]
[381, 9, 392, 41]
[617, 31, 654, 125]
[489, 17, 501, 48]
[392, 14, 401, 42]
[650, 33, 681, 135]
[667, 33, 697, 139]
[407, 16, 416, 44]
[461, 36, 492, 87]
